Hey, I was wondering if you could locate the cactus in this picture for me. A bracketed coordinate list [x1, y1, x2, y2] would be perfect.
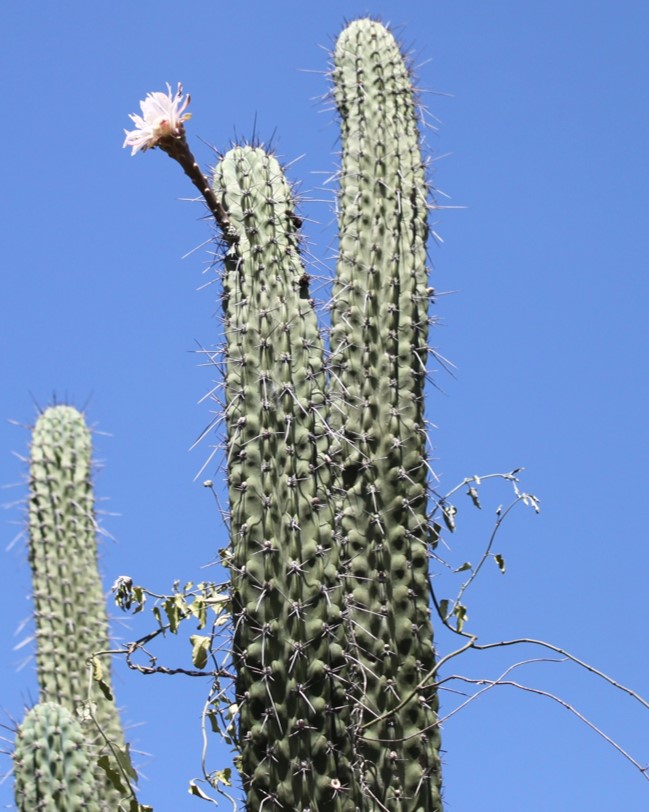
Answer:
[213, 146, 359, 810]
[328, 19, 443, 808]
[13, 701, 101, 812]
[208, 19, 443, 811]
[11, 15, 444, 812]
[27, 405, 134, 809]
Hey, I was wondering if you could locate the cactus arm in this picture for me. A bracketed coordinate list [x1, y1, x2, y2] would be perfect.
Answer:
[329, 19, 443, 809]
[213, 146, 358, 811]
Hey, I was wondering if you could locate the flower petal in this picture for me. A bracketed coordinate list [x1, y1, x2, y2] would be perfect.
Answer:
[123, 83, 191, 154]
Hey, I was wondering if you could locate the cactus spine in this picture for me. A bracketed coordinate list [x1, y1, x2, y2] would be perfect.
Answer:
[213, 19, 443, 812]
[13, 701, 101, 812]
[26, 405, 132, 809]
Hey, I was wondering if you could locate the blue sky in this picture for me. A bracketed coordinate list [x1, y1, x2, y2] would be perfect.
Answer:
[2, 1, 649, 809]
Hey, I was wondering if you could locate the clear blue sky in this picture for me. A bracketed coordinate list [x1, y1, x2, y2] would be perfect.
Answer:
[2, 2, 649, 809]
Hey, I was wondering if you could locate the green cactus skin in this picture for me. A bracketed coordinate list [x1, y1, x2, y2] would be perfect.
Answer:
[13, 701, 101, 812]
[28, 405, 132, 808]
[328, 19, 443, 810]
[213, 146, 359, 811]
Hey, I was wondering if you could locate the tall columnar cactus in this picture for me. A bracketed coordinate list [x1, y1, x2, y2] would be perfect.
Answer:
[13, 701, 101, 812]
[213, 147, 358, 811]
[27, 405, 132, 808]
[328, 19, 443, 809]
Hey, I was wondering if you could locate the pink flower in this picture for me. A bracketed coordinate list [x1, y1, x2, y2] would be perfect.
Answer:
[123, 83, 191, 155]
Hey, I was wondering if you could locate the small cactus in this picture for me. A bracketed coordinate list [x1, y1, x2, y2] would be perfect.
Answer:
[27, 405, 133, 809]
[13, 701, 101, 812]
